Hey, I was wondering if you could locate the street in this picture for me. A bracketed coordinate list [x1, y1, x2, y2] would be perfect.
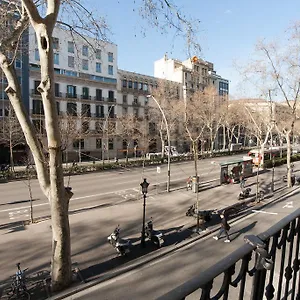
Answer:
[64, 190, 300, 300]
[0, 156, 237, 224]
[0, 155, 297, 300]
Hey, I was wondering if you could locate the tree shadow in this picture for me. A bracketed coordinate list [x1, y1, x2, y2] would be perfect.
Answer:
[229, 221, 258, 241]
[0, 199, 39, 207]
[78, 225, 194, 282]
[0, 221, 26, 232]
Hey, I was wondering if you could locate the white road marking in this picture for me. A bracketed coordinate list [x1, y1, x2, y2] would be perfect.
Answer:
[283, 201, 293, 208]
[252, 210, 278, 215]
[0, 176, 216, 214]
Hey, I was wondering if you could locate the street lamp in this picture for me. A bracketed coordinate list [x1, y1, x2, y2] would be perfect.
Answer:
[102, 104, 115, 167]
[140, 178, 149, 247]
[146, 95, 171, 192]
[271, 153, 275, 192]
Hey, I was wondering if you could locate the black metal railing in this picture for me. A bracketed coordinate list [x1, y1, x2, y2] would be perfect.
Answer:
[157, 208, 300, 300]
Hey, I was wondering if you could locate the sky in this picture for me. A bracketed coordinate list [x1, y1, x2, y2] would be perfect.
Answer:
[85, 0, 300, 97]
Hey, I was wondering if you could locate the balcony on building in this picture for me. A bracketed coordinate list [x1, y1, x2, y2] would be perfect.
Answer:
[132, 100, 141, 106]
[66, 93, 77, 99]
[94, 96, 104, 101]
[81, 94, 91, 100]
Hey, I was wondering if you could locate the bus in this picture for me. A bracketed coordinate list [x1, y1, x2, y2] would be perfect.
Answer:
[247, 146, 287, 166]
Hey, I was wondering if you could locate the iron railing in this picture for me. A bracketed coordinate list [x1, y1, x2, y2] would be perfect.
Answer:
[157, 208, 300, 300]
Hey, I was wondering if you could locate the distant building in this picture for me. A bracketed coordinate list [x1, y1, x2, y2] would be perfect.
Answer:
[29, 26, 118, 162]
[154, 54, 228, 98]
[209, 70, 229, 96]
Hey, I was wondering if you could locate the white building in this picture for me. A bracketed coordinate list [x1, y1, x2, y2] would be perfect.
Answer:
[29, 26, 119, 161]
[154, 54, 228, 97]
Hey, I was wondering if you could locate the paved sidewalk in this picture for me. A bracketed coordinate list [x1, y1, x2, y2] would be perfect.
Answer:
[0, 163, 296, 299]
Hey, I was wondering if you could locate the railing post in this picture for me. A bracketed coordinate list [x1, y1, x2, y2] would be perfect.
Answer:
[244, 235, 273, 300]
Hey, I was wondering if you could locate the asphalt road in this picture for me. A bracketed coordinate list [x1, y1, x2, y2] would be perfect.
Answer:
[66, 189, 299, 300]
[0, 155, 242, 224]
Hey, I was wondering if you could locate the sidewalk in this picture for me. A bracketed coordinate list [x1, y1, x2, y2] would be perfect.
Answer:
[0, 163, 296, 299]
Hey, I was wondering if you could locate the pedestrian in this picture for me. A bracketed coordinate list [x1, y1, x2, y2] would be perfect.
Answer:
[213, 212, 231, 243]
[240, 175, 246, 189]
[186, 176, 192, 190]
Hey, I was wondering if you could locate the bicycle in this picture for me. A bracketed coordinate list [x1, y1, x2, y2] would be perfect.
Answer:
[6, 263, 30, 300]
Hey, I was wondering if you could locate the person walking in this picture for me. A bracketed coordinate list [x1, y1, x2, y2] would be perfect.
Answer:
[213, 212, 231, 243]
[240, 175, 246, 189]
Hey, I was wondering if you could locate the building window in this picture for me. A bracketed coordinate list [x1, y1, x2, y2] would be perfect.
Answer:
[108, 90, 114, 101]
[108, 105, 114, 118]
[133, 97, 138, 104]
[56, 102, 60, 115]
[73, 139, 84, 149]
[122, 80, 127, 88]
[82, 87, 89, 100]
[96, 105, 104, 118]
[82, 121, 89, 133]
[134, 108, 138, 118]
[82, 45, 88, 56]
[68, 56, 74, 68]
[143, 84, 148, 91]
[55, 83, 60, 97]
[96, 89, 103, 101]
[108, 52, 113, 62]
[32, 99, 44, 115]
[96, 62, 102, 73]
[53, 37, 59, 50]
[108, 138, 114, 150]
[123, 94, 127, 104]
[108, 65, 113, 75]
[82, 59, 89, 71]
[15, 59, 21, 68]
[82, 104, 91, 117]
[68, 41, 74, 53]
[133, 81, 138, 89]
[95, 121, 103, 133]
[123, 107, 128, 115]
[35, 49, 40, 61]
[67, 85, 77, 98]
[138, 82, 143, 90]
[32, 119, 45, 134]
[67, 102, 77, 116]
[95, 49, 101, 59]
[54, 53, 59, 65]
[34, 80, 41, 94]
[96, 138, 102, 149]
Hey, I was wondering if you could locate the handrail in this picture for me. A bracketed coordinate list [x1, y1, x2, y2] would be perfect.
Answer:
[157, 208, 300, 300]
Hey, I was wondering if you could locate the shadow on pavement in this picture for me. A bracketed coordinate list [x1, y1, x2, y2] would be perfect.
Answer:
[229, 221, 258, 241]
[0, 199, 39, 207]
[79, 225, 194, 282]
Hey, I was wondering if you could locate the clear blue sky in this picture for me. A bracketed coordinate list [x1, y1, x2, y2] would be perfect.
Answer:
[86, 0, 300, 97]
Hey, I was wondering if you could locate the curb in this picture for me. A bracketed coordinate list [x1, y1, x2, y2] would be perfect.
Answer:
[48, 185, 300, 300]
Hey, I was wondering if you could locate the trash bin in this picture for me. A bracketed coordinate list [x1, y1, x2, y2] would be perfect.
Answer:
[192, 176, 200, 193]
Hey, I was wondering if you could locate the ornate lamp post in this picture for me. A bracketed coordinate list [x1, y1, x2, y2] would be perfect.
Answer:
[272, 153, 275, 192]
[140, 178, 149, 248]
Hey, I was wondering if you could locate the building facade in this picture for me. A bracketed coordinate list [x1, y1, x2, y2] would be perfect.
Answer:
[29, 26, 118, 162]
[154, 54, 228, 98]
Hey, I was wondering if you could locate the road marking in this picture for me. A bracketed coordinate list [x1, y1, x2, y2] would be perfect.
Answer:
[283, 201, 293, 208]
[252, 210, 278, 215]
[0, 176, 217, 214]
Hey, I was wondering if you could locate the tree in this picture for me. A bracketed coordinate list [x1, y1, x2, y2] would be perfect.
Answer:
[242, 24, 300, 187]
[116, 114, 143, 165]
[180, 90, 206, 231]
[0, 0, 201, 291]
[149, 80, 181, 158]
[0, 103, 25, 170]
[224, 101, 247, 150]
[199, 86, 227, 154]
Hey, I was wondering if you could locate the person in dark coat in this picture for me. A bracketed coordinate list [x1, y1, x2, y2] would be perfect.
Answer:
[213, 212, 231, 243]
